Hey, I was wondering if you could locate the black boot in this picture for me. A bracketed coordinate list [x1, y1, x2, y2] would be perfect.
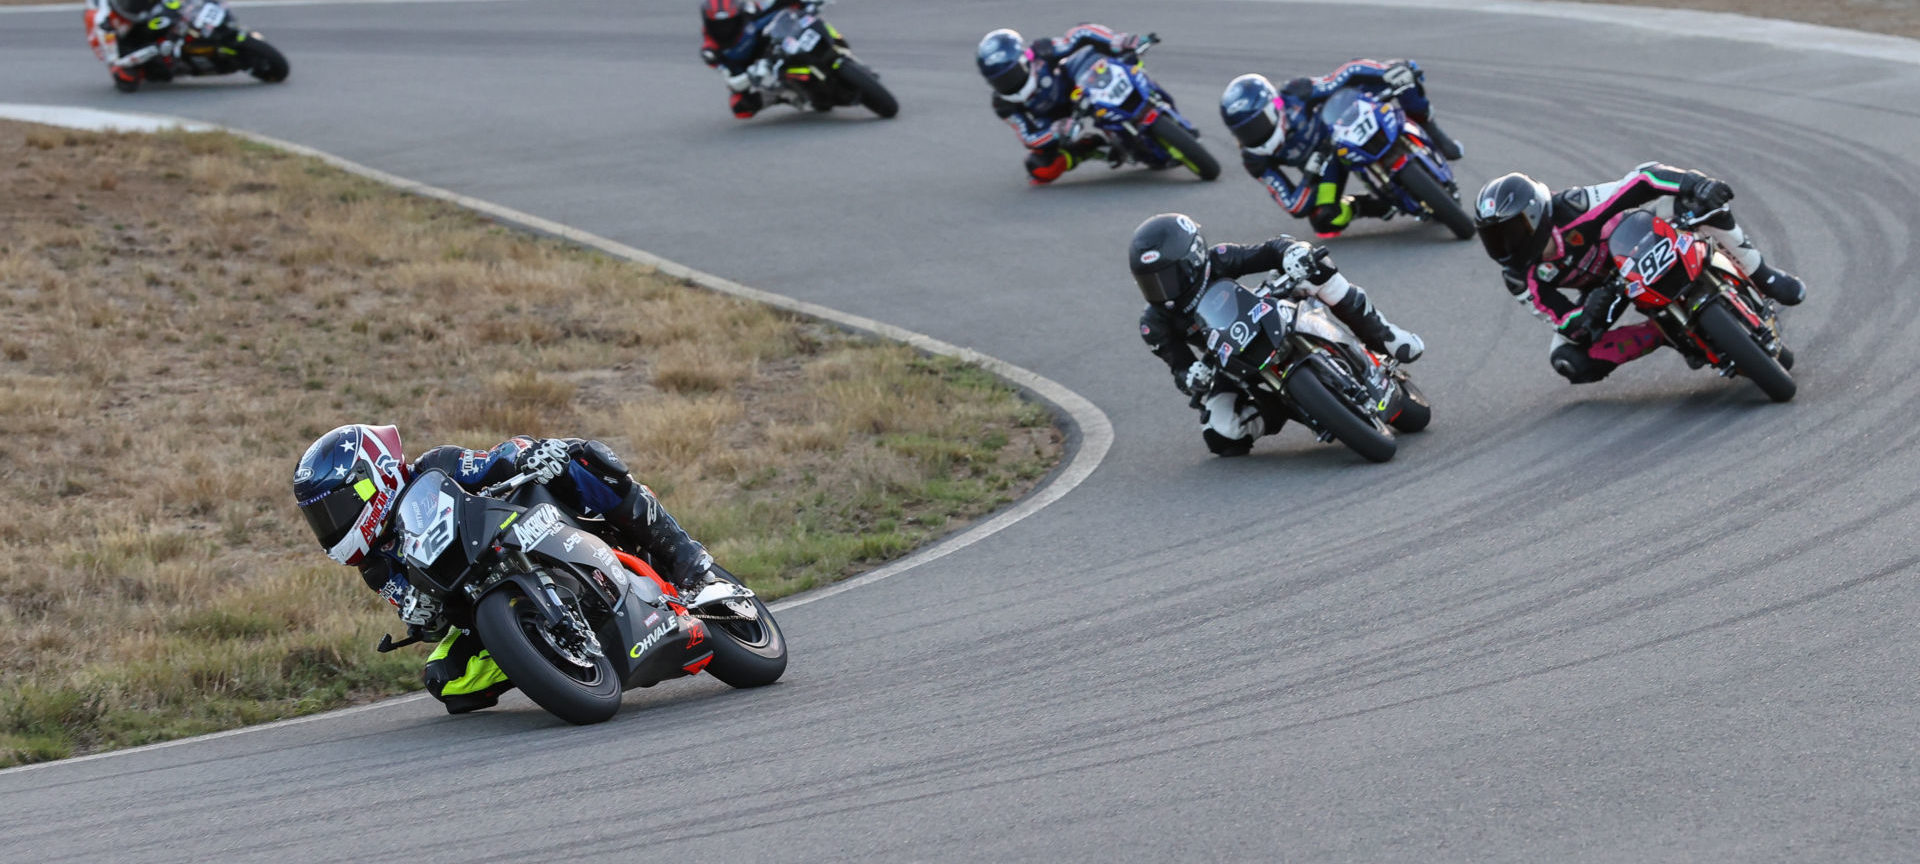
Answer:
[1751, 262, 1805, 306]
[1352, 195, 1395, 220]
[607, 484, 712, 594]
[1331, 289, 1424, 363]
[1419, 117, 1464, 160]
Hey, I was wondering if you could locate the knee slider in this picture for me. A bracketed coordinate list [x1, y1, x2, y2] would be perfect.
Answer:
[1308, 204, 1348, 236]
[1026, 151, 1070, 183]
[1551, 343, 1614, 384]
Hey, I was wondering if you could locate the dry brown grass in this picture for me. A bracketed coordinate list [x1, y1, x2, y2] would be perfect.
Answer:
[0, 120, 1059, 765]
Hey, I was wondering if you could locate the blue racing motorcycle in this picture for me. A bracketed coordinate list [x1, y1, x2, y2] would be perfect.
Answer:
[1062, 36, 1220, 181]
[1318, 85, 1473, 238]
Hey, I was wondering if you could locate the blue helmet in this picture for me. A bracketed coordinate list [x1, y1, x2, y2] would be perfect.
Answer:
[1220, 74, 1285, 151]
[977, 29, 1032, 97]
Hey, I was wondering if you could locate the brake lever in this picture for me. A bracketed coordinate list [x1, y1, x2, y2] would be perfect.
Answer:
[376, 625, 427, 653]
[478, 472, 536, 498]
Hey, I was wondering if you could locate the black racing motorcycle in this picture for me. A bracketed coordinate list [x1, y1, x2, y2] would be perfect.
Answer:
[377, 469, 786, 724]
[112, 0, 289, 93]
[1194, 254, 1431, 462]
[751, 0, 896, 118]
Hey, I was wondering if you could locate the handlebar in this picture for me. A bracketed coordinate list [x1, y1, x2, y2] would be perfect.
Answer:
[1135, 32, 1160, 55]
[478, 471, 537, 499]
[1675, 205, 1728, 229]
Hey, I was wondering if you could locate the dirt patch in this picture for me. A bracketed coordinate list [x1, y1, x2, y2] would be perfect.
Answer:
[0, 120, 1059, 765]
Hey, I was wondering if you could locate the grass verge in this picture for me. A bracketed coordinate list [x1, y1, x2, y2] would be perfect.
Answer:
[0, 120, 1060, 766]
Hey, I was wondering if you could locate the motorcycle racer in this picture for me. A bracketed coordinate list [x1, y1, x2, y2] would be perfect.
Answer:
[1220, 60, 1464, 237]
[1130, 213, 1425, 456]
[85, 0, 178, 92]
[699, 0, 818, 118]
[976, 24, 1149, 184]
[293, 425, 715, 713]
[1473, 164, 1807, 383]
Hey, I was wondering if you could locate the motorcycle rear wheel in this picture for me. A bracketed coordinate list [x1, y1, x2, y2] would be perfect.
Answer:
[697, 566, 788, 689]
[835, 58, 896, 118]
[1286, 362, 1397, 463]
[1397, 160, 1473, 239]
[474, 589, 621, 724]
[240, 37, 289, 83]
[1148, 114, 1220, 181]
[1697, 301, 1796, 403]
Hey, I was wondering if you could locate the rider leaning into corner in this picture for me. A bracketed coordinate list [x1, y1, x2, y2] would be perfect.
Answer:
[699, 0, 829, 118]
[1130, 213, 1426, 456]
[1473, 164, 1807, 384]
[975, 23, 1150, 185]
[1219, 59, 1465, 238]
[85, 0, 181, 92]
[293, 425, 716, 713]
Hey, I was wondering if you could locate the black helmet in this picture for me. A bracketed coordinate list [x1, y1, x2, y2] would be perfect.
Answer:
[1220, 74, 1285, 151]
[293, 424, 409, 566]
[110, 0, 162, 19]
[1473, 173, 1553, 265]
[977, 29, 1032, 97]
[1129, 213, 1210, 308]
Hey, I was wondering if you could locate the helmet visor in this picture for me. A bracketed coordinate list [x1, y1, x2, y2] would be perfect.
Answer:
[987, 64, 1029, 96]
[1477, 217, 1535, 265]
[1229, 111, 1276, 149]
[300, 480, 372, 549]
[1135, 266, 1189, 306]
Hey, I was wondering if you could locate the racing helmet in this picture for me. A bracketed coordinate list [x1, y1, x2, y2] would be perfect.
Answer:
[1220, 74, 1287, 152]
[977, 29, 1033, 97]
[1473, 173, 1554, 265]
[109, 0, 163, 20]
[294, 424, 409, 566]
[1129, 213, 1211, 308]
[700, 0, 760, 48]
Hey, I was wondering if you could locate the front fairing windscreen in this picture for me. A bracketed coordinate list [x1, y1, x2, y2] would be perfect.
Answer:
[395, 470, 459, 570]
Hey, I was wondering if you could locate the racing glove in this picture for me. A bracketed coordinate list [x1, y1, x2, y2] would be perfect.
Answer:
[1280, 241, 1338, 286]
[1569, 279, 1629, 345]
[1382, 61, 1418, 94]
[700, 47, 720, 67]
[1179, 361, 1214, 396]
[515, 438, 570, 484]
[1678, 175, 1734, 216]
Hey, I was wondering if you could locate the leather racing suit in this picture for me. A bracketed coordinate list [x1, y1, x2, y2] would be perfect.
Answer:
[1140, 239, 1419, 455]
[1501, 163, 1801, 383]
[992, 24, 1143, 184]
[359, 436, 712, 713]
[1242, 59, 1455, 237]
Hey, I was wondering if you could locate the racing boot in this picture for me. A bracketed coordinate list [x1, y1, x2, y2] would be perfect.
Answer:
[1750, 262, 1806, 306]
[111, 66, 140, 93]
[423, 630, 513, 714]
[1331, 287, 1424, 363]
[1697, 215, 1803, 306]
[591, 446, 714, 595]
[1199, 389, 1268, 457]
[1352, 195, 1395, 220]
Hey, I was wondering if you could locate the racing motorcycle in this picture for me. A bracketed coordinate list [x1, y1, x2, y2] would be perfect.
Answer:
[1194, 251, 1430, 462]
[1605, 207, 1796, 402]
[1316, 85, 1470, 238]
[107, 0, 289, 93]
[376, 469, 787, 724]
[1062, 35, 1220, 181]
[747, 0, 896, 118]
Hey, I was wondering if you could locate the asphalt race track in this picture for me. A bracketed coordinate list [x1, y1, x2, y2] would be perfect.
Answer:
[4, 1, 1920, 860]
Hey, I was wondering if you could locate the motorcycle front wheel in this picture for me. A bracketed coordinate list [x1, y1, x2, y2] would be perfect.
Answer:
[473, 588, 621, 724]
[1148, 114, 1220, 181]
[1697, 300, 1796, 403]
[835, 58, 897, 118]
[1396, 160, 1473, 239]
[239, 35, 289, 83]
[1286, 362, 1397, 462]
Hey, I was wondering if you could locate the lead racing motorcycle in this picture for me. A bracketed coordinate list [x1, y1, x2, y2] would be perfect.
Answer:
[1316, 85, 1470, 238]
[1062, 35, 1220, 181]
[744, 0, 896, 118]
[1195, 256, 1431, 462]
[1606, 206, 1796, 402]
[99, 0, 289, 93]
[377, 469, 787, 724]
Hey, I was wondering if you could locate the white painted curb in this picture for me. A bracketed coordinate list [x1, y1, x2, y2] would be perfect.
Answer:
[0, 104, 1114, 772]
